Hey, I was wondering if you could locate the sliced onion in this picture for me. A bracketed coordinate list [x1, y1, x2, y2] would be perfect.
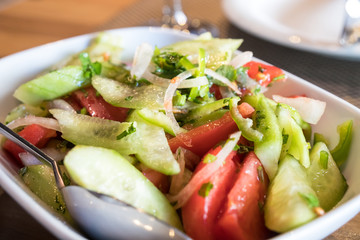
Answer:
[48, 99, 76, 113]
[130, 43, 153, 79]
[19, 152, 43, 166]
[6, 115, 61, 132]
[272, 95, 326, 124]
[19, 147, 68, 166]
[177, 76, 208, 89]
[143, 71, 208, 89]
[164, 71, 192, 136]
[167, 131, 242, 209]
[243, 76, 267, 94]
[229, 51, 253, 68]
[205, 68, 242, 95]
[219, 86, 236, 98]
[142, 70, 170, 87]
[169, 147, 187, 195]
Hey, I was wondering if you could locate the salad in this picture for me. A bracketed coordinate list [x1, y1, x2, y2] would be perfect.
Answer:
[1, 32, 353, 239]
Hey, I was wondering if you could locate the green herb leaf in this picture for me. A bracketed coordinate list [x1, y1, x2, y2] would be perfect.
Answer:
[152, 51, 186, 78]
[198, 182, 214, 198]
[79, 52, 102, 80]
[203, 153, 217, 163]
[299, 192, 320, 208]
[282, 133, 289, 145]
[216, 65, 237, 81]
[116, 123, 137, 140]
[125, 96, 134, 101]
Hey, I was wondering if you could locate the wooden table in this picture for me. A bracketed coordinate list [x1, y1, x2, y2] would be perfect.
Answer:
[0, 0, 359, 239]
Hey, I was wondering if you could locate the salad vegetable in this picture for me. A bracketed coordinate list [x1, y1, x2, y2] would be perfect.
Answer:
[1, 32, 353, 239]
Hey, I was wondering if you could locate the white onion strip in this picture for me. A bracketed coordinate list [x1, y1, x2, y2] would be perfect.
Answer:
[19, 152, 43, 166]
[229, 51, 253, 69]
[19, 147, 69, 166]
[143, 71, 208, 89]
[164, 71, 193, 136]
[204, 68, 242, 95]
[167, 131, 242, 209]
[178, 76, 208, 89]
[48, 99, 76, 113]
[131, 43, 154, 79]
[7, 115, 61, 132]
[142, 70, 170, 87]
[169, 147, 187, 195]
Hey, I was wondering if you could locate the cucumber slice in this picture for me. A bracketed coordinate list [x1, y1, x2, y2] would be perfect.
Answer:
[162, 37, 242, 69]
[14, 66, 88, 106]
[276, 104, 310, 168]
[245, 94, 282, 180]
[308, 142, 348, 211]
[264, 154, 318, 232]
[136, 108, 177, 136]
[64, 145, 182, 229]
[92, 76, 165, 109]
[50, 109, 179, 175]
[21, 164, 73, 223]
[5, 103, 48, 124]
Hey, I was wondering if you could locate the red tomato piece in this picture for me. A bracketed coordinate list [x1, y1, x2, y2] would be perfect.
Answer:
[215, 152, 270, 240]
[209, 84, 222, 100]
[168, 102, 254, 156]
[142, 168, 170, 194]
[63, 95, 83, 112]
[243, 61, 286, 87]
[72, 86, 129, 122]
[181, 146, 240, 240]
[3, 124, 57, 164]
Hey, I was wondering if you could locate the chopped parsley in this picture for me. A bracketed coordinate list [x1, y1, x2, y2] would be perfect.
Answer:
[125, 96, 134, 101]
[198, 182, 214, 198]
[299, 192, 320, 208]
[79, 52, 102, 80]
[203, 153, 217, 163]
[152, 49, 186, 78]
[282, 133, 289, 145]
[116, 123, 136, 140]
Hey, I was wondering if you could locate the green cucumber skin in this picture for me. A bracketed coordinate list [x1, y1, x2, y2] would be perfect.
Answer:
[245, 94, 282, 180]
[264, 155, 318, 233]
[14, 66, 88, 106]
[51, 109, 179, 175]
[276, 104, 310, 168]
[136, 108, 176, 136]
[64, 145, 182, 229]
[308, 142, 348, 212]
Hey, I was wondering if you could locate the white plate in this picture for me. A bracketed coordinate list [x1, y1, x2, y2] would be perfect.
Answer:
[222, 0, 360, 60]
[0, 27, 360, 240]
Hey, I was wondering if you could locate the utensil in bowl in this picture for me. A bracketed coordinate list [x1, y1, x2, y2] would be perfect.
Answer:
[0, 122, 189, 240]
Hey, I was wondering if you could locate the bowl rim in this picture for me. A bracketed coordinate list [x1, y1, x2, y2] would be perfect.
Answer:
[0, 26, 359, 240]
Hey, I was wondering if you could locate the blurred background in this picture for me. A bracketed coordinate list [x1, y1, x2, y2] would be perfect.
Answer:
[0, 0, 359, 239]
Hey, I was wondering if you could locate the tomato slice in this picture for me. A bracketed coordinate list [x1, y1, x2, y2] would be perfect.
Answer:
[181, 146, 240, 240]
[168, 102, 254, 157]
[243, 61, 286, 87]
[209, 84, 222, 100]
[215, 152, 270, 240]
[3, 124, 57, 164]
[72, 86, 129, 122]
[142, 168, 170, 194]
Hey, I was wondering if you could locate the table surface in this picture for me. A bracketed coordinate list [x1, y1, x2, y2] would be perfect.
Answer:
[0, 0, 359, 239]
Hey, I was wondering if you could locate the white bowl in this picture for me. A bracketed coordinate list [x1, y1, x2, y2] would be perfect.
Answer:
[0, 27, 359, 240]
